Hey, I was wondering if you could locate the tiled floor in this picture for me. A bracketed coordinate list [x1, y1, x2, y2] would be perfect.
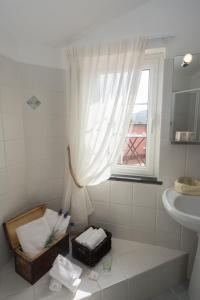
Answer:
[0, 238, 188, 300]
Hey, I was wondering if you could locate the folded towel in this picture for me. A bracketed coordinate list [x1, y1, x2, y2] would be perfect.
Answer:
[53, 255, 82, 279]
[58, 215, 71, 235]
[44, 209, 70, 238]
[49, 256, 82, 293]
[85, 228, 107, 250]
[16, 217, 51, 258]
[75, 227, 94, 245]
[49, 278, 62, 292]
[44, 209, 59, 231]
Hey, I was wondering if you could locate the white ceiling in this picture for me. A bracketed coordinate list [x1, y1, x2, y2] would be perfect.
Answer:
[0, 0, 150, 47]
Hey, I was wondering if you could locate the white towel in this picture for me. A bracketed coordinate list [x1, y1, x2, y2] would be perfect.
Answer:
[49, 278, 62, 292]
[58, 215, 71, 235]
[53, 255, 82, 279]
[49, 255, 82, 293]
[85, 228, 107, 250]
[44, 209, 58, 231]
[16, 217, 51, 258]
[44, 209, 70, 237]
[75, 227, 94, 245]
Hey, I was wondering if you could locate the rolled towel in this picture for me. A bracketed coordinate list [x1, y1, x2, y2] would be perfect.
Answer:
[49, 262, 81, 293]
[16, 217, 51, 258]
[85, 228, 107, 250]
[49, 278, 62, 292]
[75, 227, 94, 245]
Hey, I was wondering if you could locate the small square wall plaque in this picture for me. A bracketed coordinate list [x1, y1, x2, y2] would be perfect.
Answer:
[26, 96, 41, 110]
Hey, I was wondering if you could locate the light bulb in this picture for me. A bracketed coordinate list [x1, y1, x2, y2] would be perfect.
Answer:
[183, 53, 193, 64]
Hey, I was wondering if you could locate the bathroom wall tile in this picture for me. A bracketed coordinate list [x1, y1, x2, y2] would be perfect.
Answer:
[133, 226, 156, 244]
[185, 145, 200, 178]
[2, 113, 24, 140]
[27, 178, 51, 204]
[46, 115, 65, 138]
[110, 203, 131, 227]
[0, 114, 4, 140]
[0, 194, 10, 221]
[0, 169, 8, 195]
[0, 226, 11, 267]
[47, 157, 65, 179]
[46, 199, 62, 211]
[156, 209, 181, 234]
[27, 159, 51, 182]
[0, 141, 5, 168]
[134, 183, 157, 208]
[133, 206, 156, 231]
[49, 178, 64, 201]
[4, 188, 28, 220]
[102, 280, 129, 300]
[87, 181, 110, 203]
[49, 91, 66, 115]
[100, 223, 133, 241]
[156, 186, 166, 210]
[159, 144, 186, 180]
[25, 137, 48, 160]
[110, 181, 133, 205]
[0, 86, 22, 114]
[90, 200, 110, 224]
[156, 230, 181, 250]
[24, 112, 47, 138]
[5, 140, 26, 165]
[7, 163, 26, 190]
[27, 177, 62, 205]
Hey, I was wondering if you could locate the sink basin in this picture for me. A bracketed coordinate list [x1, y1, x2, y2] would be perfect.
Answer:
[162, 188, 200, 232]
[162, 188, 200, 300]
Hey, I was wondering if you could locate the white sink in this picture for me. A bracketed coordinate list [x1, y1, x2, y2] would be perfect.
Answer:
[162, 188, 200, 300]
[162, 188, 200, 232]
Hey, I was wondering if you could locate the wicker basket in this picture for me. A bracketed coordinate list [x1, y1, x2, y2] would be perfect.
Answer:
[71, 226, 112, 267]
[174, 177, 200, 196]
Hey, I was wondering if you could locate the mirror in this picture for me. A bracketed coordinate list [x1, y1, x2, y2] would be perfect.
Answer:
[171, 53, 200, 144]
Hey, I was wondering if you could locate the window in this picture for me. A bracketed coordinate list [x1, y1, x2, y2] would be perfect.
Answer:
[112, 51, 164, 177]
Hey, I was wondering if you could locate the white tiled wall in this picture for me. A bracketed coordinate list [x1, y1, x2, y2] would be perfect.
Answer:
[88, 58, 200, 277]
[0, 55, 65, 267]
[21, 64, 66, 210]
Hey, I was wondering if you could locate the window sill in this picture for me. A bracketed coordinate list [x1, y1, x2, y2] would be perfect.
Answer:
[109, 174, 162, 185]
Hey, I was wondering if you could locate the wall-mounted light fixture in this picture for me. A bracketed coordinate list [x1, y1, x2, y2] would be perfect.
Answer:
[181, 53, 193, 67]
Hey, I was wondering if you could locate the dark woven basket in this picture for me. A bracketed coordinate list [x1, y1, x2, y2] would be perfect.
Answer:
[71, 226, 112, 267]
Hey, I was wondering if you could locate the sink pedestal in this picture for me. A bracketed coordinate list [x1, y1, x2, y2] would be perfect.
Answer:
[189, 233, 200, 300]
[162, 188, 200, 300]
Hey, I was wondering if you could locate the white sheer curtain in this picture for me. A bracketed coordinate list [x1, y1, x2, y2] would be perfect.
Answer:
[63, 38, 148, 226]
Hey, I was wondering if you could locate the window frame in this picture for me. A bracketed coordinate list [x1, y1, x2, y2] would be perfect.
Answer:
[112, 50, 164, 177]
